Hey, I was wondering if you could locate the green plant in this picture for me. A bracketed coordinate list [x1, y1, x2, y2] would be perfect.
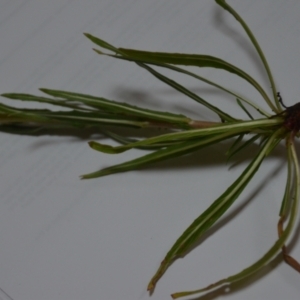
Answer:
[1, 0, 299, 298]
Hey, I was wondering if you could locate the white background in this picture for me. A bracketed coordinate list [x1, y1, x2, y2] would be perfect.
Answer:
[0, 1, 300, 299]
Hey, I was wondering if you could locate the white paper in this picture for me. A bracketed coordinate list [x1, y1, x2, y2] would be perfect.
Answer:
[0, 1, 300, 299]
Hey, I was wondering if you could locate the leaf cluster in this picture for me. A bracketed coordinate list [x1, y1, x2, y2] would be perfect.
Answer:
[0, 0, 299, 298]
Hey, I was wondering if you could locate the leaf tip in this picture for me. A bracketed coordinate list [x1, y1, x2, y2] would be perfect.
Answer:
[92, 48, 103, 55]
[147, 282, 155, 295]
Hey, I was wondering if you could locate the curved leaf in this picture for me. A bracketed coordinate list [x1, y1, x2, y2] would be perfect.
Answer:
[88, 117, 282, 154]
[84, 33, 275, 112]
[40, 88, 191, 126]
[81, 131, 239, 179]
[215, 0, 279, 111]
[148, 129, 283, 293]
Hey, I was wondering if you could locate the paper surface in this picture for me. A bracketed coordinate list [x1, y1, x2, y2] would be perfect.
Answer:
[0, 0, 300, 299]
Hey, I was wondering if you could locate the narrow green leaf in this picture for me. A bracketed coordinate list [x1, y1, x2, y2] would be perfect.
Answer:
[237, 98, 254, 120]
[40, 88, 191, 127]
[279, 141, 292, 216]
[0, 103, 56, 124]
[88, 118, 283, 154]
[135, 62, 236, 122]
[0, 102, 150, 129]
[101, 130, 180, 150]
[45, 111, 150, 128]
[226, 134, 244, 157]
[81, 131, 238, 179]
[84, 33, 121, 53]
[1, 92, 91, 111]
[226, 134, 261, 161]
